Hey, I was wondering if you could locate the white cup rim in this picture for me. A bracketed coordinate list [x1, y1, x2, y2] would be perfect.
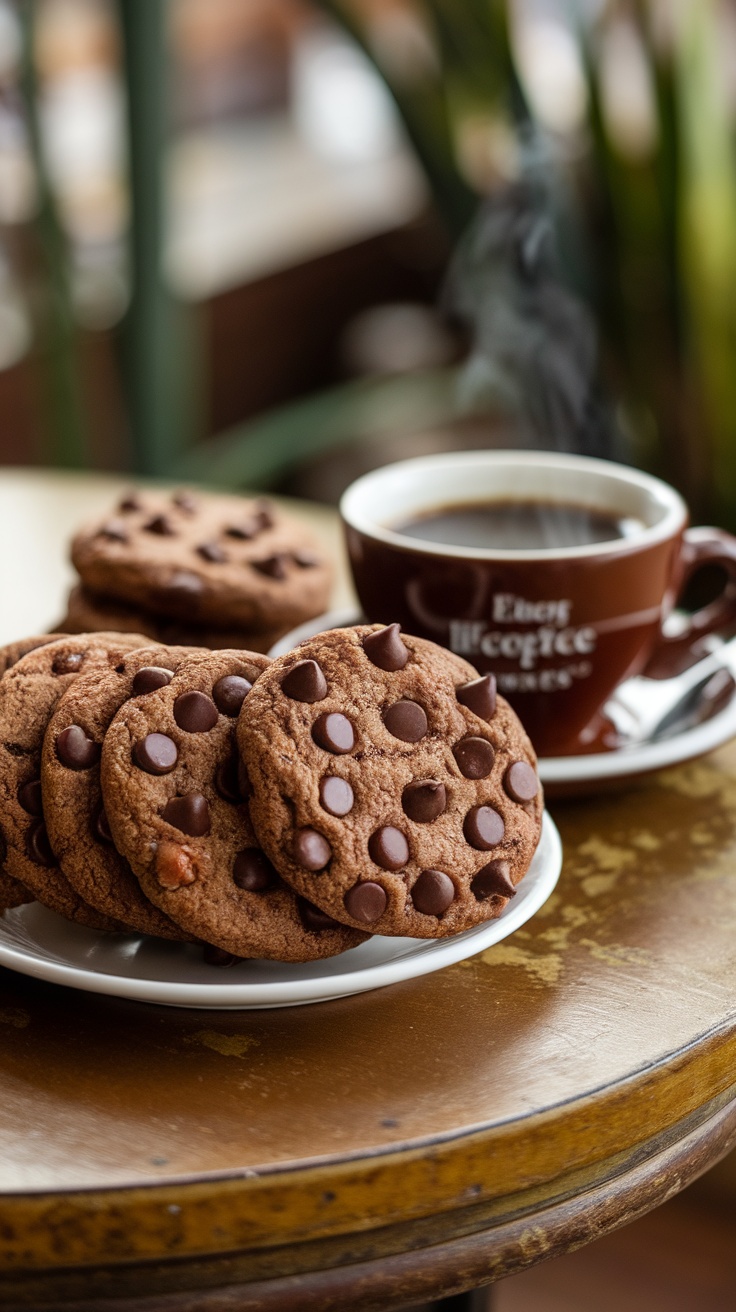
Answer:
[340, 450, 687, 561]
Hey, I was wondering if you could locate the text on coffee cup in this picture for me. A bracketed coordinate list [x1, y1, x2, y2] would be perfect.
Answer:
[451, 617, 596, 672]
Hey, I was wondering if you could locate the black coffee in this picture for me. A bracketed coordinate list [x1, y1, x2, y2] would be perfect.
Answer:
[394, 500, 643, 550]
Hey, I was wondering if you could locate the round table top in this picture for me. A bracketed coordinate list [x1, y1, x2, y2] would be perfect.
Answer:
[2, 470, 736, 1310]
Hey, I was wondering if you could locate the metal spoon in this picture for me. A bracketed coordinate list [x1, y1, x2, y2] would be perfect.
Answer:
[609, 639, 736, 745]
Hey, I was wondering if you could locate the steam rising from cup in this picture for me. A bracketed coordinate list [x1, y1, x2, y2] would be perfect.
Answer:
[442, 179, 620, 464]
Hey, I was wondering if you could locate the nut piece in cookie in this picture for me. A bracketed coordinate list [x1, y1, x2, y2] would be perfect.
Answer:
[238, 625, 543, 938]
[101, 649, 368, 962]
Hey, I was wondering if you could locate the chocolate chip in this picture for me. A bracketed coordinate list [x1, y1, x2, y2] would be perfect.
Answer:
[254, 499, 274, 529]
[457, 674, 497, 721]
[464, 805, 505, 850]
[233, 848, 276, 891]
[93, 803, 113, 844]
[292, 550, 319, 568]
[172, 492, 198, 513]
[145, 514, 176, 536]
[167, 571, 204, 600]
[56, 725, 100, 770]
[133, 733, 178, 774]
[118, 492, 142, 512]
[383, 700, 427, 742]
[412, 870, 455, 916]
[363, 623, 409, 672]
[344, 881, 387, 924]
[132, 666, 173, 696]
[197, 542, 228, 563]
[238, 759, 252, 798]
[98, 519, 128, 543]
[17, 779, 42, 816]
[471, 859, 516, 901]
[215, 754, 241, 802]
[281, 660, 327, 703]
[162, 793, 210, 837]
[52, 652, 84, 675]
[402, 779, 446, 823]
[368, 826, 409, 870]
[203, 946, 243, 967]
[26, 821, 55, 867]
[298, 897, 341, 931]
[225, 519, 258, 540]
[319, 776, 354, 816]
[173, 691, 218, 732]
[504, 761, 539, 803]
[213, 675, 252, 716]
[453, 737, 494, 779]
[252, 554, 287, 579]
[312, 712, 355, 754]
[294, 828, 331, 870]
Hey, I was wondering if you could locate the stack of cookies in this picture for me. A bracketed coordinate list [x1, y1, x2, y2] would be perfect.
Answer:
[0, 625, 543, 963]
[60, 487, 333, 653]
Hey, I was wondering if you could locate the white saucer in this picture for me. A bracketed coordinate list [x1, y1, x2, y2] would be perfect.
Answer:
[0, 816, 560, 1010]
[540, 684, 736, 792]
[271, 611, 736, 796]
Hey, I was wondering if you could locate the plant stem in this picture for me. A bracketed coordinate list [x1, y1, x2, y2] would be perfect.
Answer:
[317, 0, 477, 238]
[116, 0, 200, 476]
[18, 2, 87, 467]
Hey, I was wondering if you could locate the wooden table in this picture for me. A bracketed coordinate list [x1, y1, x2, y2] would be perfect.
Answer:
[1, 471, 736, 1311]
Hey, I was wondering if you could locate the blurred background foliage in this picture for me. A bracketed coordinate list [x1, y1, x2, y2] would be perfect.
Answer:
[314, 0, 736, 524]
[2, 1, 736, 525]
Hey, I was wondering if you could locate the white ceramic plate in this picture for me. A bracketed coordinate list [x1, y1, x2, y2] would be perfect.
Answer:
[539, 695, 736, 788]
[0, 815, 560, 1010]
[271, 612, 736, 793]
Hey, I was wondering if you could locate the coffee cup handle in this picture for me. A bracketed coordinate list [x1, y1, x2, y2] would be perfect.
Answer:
[645, 526, 736, 677]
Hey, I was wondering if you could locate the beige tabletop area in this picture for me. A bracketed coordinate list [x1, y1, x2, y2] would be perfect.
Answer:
[0, 468, 356, 646]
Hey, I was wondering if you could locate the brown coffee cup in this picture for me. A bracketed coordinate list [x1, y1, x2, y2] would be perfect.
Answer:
[341, 451, 736, 757]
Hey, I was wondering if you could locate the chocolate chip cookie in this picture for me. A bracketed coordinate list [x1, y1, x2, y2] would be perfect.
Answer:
[238, 625, 543, 936]
[71, 489, 332, 631]
[0, 633, 151, 928]
[60, 584, 284, 654]
[0, 635, 68, 678]
[0, 860, 28, 913]
[0, 636, 69, 911]
[42, 645, 202, 938]
[101, 650, 367, 961]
